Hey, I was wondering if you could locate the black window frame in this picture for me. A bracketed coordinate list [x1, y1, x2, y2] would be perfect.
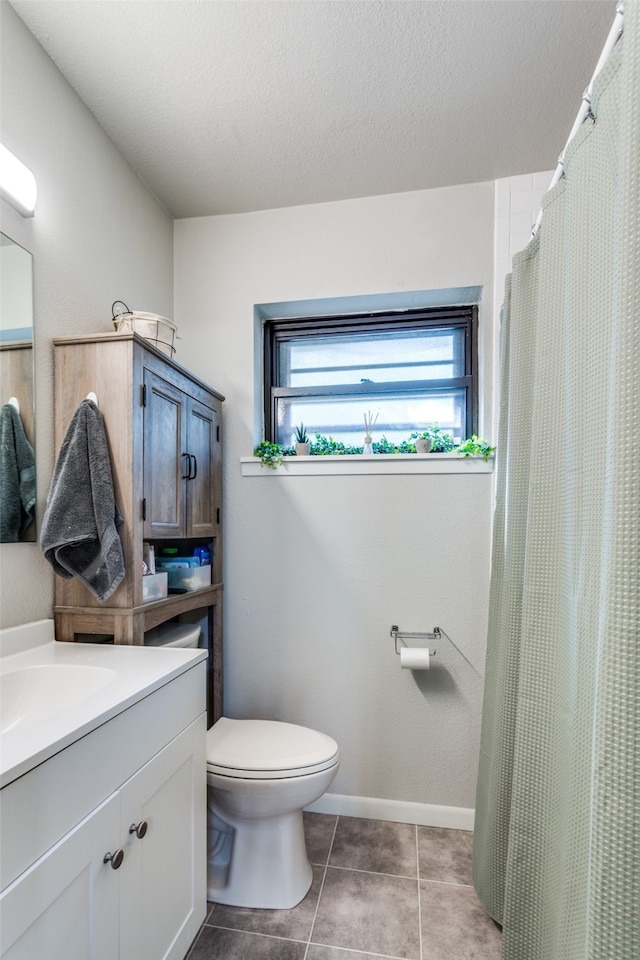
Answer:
[263, 305, 478, 445]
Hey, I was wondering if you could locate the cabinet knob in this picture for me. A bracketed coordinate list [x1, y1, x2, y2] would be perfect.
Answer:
[182, 452, 191, 479]
[129, 820, 148, 839]
[103, 849, 124, 870]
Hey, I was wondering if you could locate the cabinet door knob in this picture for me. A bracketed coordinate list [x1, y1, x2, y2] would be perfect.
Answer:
[129, 820, 148, 839]
[190, 454, 198, 480]
[103, 849, 124, 870]
[182, 452, 191, 479]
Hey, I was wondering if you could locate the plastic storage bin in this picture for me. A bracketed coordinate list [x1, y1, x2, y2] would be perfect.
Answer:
[142, 571, 168, 603]
[164, 564, 211, 592]
[156, 556, 200, 569]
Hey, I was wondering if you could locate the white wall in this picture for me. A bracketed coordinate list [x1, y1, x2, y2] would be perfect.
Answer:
[1, 0, 553, 816]
[174, 184, 495, 812]
[0, 3, 173, 628]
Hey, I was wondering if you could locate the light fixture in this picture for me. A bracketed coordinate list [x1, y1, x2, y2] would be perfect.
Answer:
[0, 143, 37, 217]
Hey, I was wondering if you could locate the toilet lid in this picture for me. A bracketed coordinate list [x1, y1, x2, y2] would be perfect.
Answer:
[206, 717, 340, 780]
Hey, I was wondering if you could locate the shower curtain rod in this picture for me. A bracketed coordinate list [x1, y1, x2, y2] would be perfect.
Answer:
[532, 1, 625, 236]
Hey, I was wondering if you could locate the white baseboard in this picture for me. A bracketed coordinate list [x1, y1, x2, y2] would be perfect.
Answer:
[305, 792, 474, 832]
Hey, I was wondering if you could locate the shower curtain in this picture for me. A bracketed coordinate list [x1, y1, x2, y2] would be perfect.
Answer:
[473, 3, 639, 959]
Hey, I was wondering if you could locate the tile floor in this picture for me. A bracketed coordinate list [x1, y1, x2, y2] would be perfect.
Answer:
[186, 813, 502, 960]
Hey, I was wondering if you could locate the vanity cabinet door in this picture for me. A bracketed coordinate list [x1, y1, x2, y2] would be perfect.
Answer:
[0, 794, 120, 960]
[118, 713, 206, 960]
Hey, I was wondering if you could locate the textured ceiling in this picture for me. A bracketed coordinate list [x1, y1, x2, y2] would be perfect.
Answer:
[10, 0, 616, 218]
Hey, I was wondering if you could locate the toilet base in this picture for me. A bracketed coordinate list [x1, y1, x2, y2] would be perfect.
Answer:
[207, 798, 312, 909]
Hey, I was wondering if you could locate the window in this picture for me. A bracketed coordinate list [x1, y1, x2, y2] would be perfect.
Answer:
[264, 306, 478, 448]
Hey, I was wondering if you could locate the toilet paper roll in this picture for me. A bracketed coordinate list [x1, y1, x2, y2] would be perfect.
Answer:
[400, 647, 430, 670]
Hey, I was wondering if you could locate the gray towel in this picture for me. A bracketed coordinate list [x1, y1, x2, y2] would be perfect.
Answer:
[0, 402, 36, 542]
[41, 398, 125, 602]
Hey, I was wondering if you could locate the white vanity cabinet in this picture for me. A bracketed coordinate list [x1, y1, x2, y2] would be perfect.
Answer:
[0, 659, 206, 960]
[118, 716, 205, 960]
[1, 793, 121, 959]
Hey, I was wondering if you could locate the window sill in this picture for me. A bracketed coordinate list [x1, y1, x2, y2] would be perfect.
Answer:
[241, 454, 494, 477]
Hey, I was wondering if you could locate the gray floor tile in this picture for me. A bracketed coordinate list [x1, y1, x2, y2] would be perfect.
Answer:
[329, 816, 418, 877]
[419, 881, 502, 960]
[304, 811, 338, 865]
[312, 867, 420, 959]
[188, 925, 307, 959]
[417, 826, 473, 884]
[307, 947, 393, 960]
[206, 865, 323, 941]
[194, 816, 500, 959]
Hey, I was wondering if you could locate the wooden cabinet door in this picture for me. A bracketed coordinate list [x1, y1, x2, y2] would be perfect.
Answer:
[0, 795, 120, 960]
[185, 398, 217, 539]
[143, 370, 186, 539]
[118, 715, 206, 960]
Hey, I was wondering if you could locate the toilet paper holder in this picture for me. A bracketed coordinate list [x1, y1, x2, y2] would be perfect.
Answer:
[391, 624, 483, 676]
[390, 625, 438, 657]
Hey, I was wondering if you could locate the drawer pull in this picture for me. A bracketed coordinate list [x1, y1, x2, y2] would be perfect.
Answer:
[129, 820, 148, 840]
[103, 849, 124, 870]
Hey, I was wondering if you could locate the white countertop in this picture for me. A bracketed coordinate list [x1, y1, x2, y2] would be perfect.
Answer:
[0, 620, 207, 788]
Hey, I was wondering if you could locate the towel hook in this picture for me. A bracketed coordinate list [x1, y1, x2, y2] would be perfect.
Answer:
[86, 392, 98, 407]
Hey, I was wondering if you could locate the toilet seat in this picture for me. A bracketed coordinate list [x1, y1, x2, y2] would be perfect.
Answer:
[206, 717, 340, 780]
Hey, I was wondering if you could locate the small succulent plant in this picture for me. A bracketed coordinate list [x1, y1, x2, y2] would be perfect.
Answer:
[294, 423, 308, 444]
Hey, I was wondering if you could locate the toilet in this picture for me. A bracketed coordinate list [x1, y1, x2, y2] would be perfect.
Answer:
[206, 717, 340, 909]
[143, 620, 201, 648]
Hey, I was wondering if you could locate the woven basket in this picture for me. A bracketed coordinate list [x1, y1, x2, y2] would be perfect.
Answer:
[112, 311, 177, 357]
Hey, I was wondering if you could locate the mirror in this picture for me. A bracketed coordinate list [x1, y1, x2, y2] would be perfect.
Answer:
[0, 232, 36, 542]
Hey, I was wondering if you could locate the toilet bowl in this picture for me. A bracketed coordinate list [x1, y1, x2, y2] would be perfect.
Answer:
[206, 717, 340, 909]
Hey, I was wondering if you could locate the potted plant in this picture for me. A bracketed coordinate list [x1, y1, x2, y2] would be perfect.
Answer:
[253, 440, 284, 469]
[410, 431, 431, 454]
[456, 435, 496, 461]
[294, 423, 310, 456]
[425, 424, 456, 453]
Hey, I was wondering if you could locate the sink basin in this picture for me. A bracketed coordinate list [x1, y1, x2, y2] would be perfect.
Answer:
[0, 621, 208, 789]
[0, 663, 117, 734]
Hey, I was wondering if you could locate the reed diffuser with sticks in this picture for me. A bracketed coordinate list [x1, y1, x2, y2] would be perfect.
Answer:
[363, 410, 378, 454]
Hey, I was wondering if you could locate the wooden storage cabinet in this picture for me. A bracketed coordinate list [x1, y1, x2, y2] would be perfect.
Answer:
[51, 333, 224, 724]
